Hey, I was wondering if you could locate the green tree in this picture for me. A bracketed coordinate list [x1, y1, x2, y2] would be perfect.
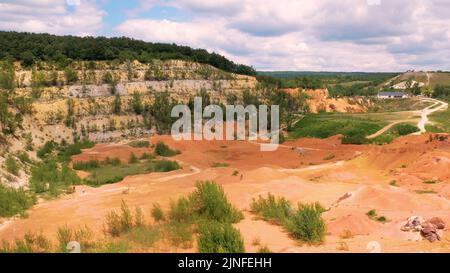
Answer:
[112, 94, 122, 114]
[64, 67, 78, 84]
[130, 91, 143, 115]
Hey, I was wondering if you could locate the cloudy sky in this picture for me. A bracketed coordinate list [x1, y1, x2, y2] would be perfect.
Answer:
[0, 0, 449, 72]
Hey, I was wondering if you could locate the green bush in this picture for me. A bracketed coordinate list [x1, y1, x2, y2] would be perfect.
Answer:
[127, 226, 160, 247]
[5, 156, 19, 175]
[393, 124, 419, 136]
[17, 151, 32, 164]
[286, 202, 326, 243]
[0, 184, 36, 217]
[128, 153, 138, 164]
[30, 160, 80, 196]
[58, 140, 95, 162]
[250, 194, 326, 244]
[140, 152, 153, 160]
[72, 160, 100, 170]
[166, 222, 194, 248]
[104, 157, 121, 166]
[154, 142, 180, 157]
[250, 193, 292, 224]
[188, 181, 243, 223]
[197, 221, 245, 253]
[169, 197, 196, 223]
[104, 200, 134, 237]
[128, 140, 150, 148]
[37, 141, 57, 158]
[341, 133, 368, 145]
[151, 160, 180, 172]
[151, 203, 165, 222]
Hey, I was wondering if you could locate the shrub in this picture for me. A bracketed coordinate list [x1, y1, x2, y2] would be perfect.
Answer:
[366, 209, 388, 223]
[37, 141, 56, 158]
[394, 124, 419, 136]
[0, 232, 51, 253]
[151, 160, 180, 172]
[166, 222, 194, 248]
[30, 160, 80, 196]
[72, 160, 99, 170]
[286, 202, 326, 243]
[250, 193, 292, 224]
[58, 140, 95, 162]
[154, 142, 180, 157]
[151, 203, 165, 222]
[57, 225, 73, 252]
[5, 156, 19, 175]
[341, 133, 368, 145]
[128, 140, 150, 148]
[197, 221, 245, 253]
[169, 197, 195, 223]
[104, 157, 121, 166]
[128, 153, 138, 164]
[250, 194, 326, 244]
[257, 246, 272, 253]
[188, 181, 243, 223]
[104, 200, 136, 237]
[0, 184, 36, 217]
[17, 151, 31, 164]
[140, 152, 153, 160]
[127, 226, 160, 247]
[211, 162, 230, 168]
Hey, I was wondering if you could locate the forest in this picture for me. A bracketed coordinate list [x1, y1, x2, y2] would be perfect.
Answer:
[0, 31, 256, 76]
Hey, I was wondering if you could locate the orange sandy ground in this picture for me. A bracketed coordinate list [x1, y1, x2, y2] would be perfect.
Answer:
[1, 134, 449, 253]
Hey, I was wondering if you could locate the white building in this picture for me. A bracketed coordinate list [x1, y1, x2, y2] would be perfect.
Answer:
[377, 92, 408, 99]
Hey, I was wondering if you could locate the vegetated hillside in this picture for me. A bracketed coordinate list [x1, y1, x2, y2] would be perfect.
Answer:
[0, 31, 256, 76]
[257, 71, 400, 97]
[383, 71, 450, 89]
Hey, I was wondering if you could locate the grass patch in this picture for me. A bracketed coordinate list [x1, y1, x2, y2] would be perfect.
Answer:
[428, 101, 450, 133]
[250, 193, 325, 244]
[289, 113, 383, 144]
[370, 123, 420, 145]
[423, 180, 439, 184]
[323, 154, 335, 160]
[72, 160, 100, 170]
[0, 184, 36, 217]
[415, 190, 437, 194]
[82, 159, 180, 187]
[5, 156, 19, 175]
[211, 162, 230, 168]
[128, 140, 150, 148]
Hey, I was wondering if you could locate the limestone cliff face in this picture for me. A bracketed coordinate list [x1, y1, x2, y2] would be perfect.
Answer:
[10, 60, 257, 146]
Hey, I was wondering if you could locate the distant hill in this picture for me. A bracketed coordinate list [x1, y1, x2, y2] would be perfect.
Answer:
[0, 31, 256, 76]
[383, 71, 450, 89]
[257, 71, 399, 80]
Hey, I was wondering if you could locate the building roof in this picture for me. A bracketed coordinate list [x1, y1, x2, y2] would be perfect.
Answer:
[378, 92, 405, 96]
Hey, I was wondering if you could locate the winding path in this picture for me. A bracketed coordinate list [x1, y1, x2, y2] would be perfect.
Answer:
[367, 98, 448, 139]
[415, 98, 448, 134]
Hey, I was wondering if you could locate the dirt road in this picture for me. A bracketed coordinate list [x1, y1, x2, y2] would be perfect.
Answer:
[415, 98, 448, 133]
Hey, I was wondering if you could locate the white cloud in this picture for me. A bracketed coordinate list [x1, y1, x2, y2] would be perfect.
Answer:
[0, 0, 105, 36]
[1, 0, 449, 71]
